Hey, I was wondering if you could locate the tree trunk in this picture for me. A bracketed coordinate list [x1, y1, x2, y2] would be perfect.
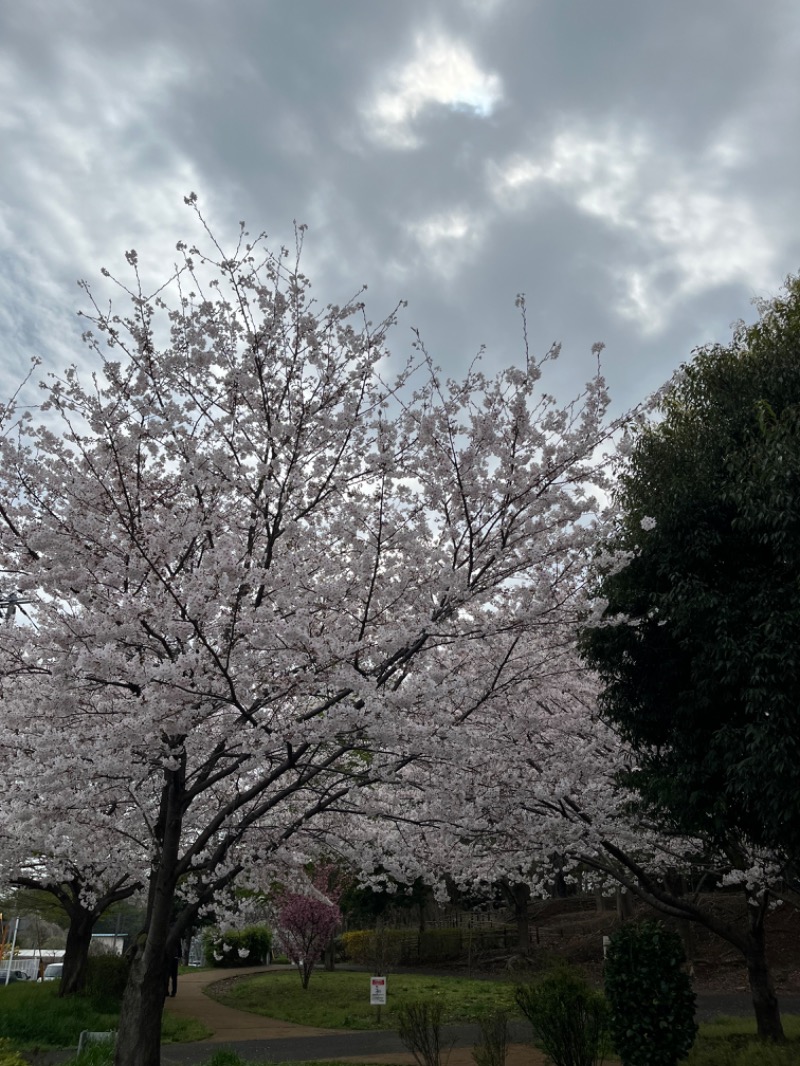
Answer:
[61, 908, 95, 996]
[115, 759, 184, 1066]
[323, 937, 335, 971]
[115, 941, 169, 1066]
[745, 904, 784, 1042]
[552, 869, 569, 899]
[615, 887, 633, 921]
[499, 881, 531, 955]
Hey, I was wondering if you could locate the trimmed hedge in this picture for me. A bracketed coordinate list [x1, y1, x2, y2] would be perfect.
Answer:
[203, 926, 272, 968]
[340, 927, 502, 965]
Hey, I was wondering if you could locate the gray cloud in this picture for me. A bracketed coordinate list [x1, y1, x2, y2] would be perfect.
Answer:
[2, 0, 799, 412]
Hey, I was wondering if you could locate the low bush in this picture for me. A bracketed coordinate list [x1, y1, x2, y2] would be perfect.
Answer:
[84, 955, 130, 1007]
[203, 926, 272, 967]
[64, 1041, 116, 1066]
[473, 1009, 510, 1066]
[205, 1051, 246, 1066]
[397, 1000, 445, 1066]
[516, 967, 608, 1066]
[339, 930, 377, 964]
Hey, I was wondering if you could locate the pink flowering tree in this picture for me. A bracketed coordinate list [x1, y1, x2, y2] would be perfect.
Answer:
[277, 891, 341, 988]
[0, 198, 630, 1066]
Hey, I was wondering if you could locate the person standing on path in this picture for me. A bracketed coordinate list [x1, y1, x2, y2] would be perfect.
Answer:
[167, 941, 181, 997]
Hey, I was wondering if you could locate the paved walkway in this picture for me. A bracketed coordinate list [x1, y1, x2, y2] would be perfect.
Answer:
[162, 967, 542, 1065]
[161, 966, 800, 1065]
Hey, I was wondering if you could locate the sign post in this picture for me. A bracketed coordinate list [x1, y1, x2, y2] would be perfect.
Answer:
[370, 975, 387, 1023]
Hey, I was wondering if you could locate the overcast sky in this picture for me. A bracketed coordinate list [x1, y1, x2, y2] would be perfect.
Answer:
[2, 0, 799, 413]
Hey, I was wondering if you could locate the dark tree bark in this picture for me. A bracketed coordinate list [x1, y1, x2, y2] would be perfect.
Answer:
[115, 756, 185, 1066]
[744, 897, 784, 1043]
[323, 937, 336, 971]
[61, 910, 94, 997]
[498, 880, 531, 955]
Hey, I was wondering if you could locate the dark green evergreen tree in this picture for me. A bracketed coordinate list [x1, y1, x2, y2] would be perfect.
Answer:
[582, 275, 800, 863]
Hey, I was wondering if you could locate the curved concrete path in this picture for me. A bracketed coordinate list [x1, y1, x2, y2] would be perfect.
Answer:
[163, 966, 799, 1065]
[165, 966, 343, 1043]
[162, 967, 545, 1065]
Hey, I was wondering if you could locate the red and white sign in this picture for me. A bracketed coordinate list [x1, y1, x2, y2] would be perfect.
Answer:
[370, 976, 387, 1005]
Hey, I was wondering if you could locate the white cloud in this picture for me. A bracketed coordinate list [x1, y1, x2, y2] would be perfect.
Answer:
[364, 32, 503, 149]
[460, 0, 509, 17]
[488, 126, 776, 332]
[406, 208, 486, 280]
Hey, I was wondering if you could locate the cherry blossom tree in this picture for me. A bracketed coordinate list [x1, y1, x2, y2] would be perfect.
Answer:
[7, 865, 140, 996]
[358, 662, 791, 1042]
[277, 890, 341, 988]
[0, 658, 145, 994]
[0, 199, 626, 1066]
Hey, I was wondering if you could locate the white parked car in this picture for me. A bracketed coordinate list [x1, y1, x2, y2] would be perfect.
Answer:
[42, 963, 64, 982]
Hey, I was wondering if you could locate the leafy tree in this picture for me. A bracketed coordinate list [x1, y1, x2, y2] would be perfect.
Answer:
[581, 277, 800, 861]
[580, 276, 800, 1041]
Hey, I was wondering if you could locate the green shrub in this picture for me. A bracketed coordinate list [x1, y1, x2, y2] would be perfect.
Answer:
[203, 926, 272, 967]
[0, 1037, 28, 1066]
[416, 928, 463, 963]
[397, 1000, 444, 1066]
[340, 930, 376, 964]
[515, 966, 609, 1066]
[473, 1009, 510, 1066]
[604, 920, 696, 1066]
[84, 955, 130, 1006]
[340, 927, 465, 965]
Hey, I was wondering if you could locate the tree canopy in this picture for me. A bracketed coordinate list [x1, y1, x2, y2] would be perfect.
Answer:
[0, 203, 624, 1066]
[581, 275, 800, 864]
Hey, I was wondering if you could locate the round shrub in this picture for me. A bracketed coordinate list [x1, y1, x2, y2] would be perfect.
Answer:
[203, 926, 272, 967]
[516, 966, 609, 1066]
[604, 920, 697, 1066]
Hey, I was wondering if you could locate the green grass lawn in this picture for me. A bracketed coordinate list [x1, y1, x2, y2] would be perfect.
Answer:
[205, 969, 519, 1030]
[685, 1015, 800, 1065]
[0, 981, 210, 1050]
